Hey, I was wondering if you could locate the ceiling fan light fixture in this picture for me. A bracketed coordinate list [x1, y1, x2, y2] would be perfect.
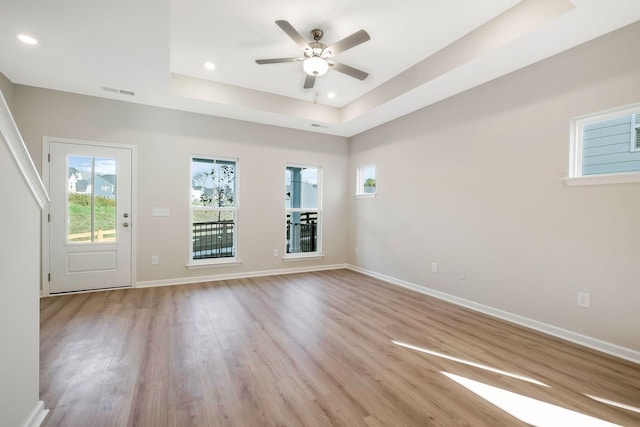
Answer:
[303, 56, 328, 76]
[17, 34, 38, 45]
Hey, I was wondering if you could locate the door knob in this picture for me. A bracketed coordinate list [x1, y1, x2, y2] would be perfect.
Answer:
[123, 222, 129, 227]
[123, 213, 129, 218]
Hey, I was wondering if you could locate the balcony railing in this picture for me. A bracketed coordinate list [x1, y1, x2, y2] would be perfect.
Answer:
[193, 214, 317, 258]
[286, 212, 317, 253]
[192, 221, 234, 259]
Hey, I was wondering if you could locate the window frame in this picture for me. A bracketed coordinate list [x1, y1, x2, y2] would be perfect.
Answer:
[633, 113, 640, 152]
[355, 164, 376, 198]
[187, 155, 240, 268]
[566, 103, 640, 186]
[284, 164, 323, 260]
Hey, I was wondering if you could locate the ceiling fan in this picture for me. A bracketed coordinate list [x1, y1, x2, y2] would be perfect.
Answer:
[255, 20, 371, 89]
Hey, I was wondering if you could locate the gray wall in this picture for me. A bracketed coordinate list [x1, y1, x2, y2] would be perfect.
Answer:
[12, 88, 349, 284]
[0, 72, 14, 109]
[349, 22, 640, 351]
[0, 78, 42, 427]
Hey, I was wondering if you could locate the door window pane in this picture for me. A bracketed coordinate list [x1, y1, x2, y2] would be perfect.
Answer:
[67, 156, 117, 243]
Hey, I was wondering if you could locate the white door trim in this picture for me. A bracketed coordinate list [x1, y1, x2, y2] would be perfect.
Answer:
[41, 136, 137, 296]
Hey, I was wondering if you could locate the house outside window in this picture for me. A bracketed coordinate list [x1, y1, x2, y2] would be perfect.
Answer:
[190, 156, 237, 263]
[285, 165, 321, 257]
[635, 114, 640, 150]
[568, 103, 640, 185]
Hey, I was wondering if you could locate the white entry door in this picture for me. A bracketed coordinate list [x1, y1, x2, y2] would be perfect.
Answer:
[47, 140, 133, 293]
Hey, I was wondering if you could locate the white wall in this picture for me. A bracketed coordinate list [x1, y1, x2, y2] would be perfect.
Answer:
[0, 84, 43, 426]
[349, 22, 640, 352]
[12, 88, 349, 284]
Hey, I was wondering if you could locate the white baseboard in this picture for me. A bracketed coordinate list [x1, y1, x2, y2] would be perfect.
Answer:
[348, 265, 640, 365]
[136, 264, 348, 288]
[22, 401, 48, 427]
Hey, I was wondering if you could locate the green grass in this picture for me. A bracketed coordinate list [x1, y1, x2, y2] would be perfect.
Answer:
[68, 194, 116, 235]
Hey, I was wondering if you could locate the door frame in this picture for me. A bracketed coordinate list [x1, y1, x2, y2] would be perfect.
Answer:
[41, 136, 137, 296]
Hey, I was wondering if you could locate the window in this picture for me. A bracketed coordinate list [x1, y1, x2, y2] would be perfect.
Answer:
[285, 165, 321, 257]
[568, 103, 640, 185]
[356, 164, 376, 197]
[66, 156, 117, 243]
[635, 114, 640, 150]
[190, 156, 237, 263]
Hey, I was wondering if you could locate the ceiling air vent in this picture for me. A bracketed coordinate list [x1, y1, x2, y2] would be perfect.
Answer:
[102, 86, 135, 96]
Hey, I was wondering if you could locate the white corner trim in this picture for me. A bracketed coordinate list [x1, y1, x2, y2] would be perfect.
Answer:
[185, 260, 242, 269]
[348, 264, 640, 365]
[0, 91, 49, 208]
[22, 401, 48, 427]
[564, 172, 640, 186]
[137, 263, 348, 288]
[283, 254, 325, 262]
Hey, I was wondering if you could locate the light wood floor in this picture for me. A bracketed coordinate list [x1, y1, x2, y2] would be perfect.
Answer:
[40, 269, 640, 426]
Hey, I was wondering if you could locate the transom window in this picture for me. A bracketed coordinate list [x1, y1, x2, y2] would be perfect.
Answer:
[190, 156, 237, 263]
[570, 103, 640, 184]
[285, 165, 321, 257]
[356, 164, 376, 196]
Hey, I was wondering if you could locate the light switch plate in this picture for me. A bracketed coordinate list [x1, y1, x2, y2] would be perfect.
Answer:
[152, 207, 170, 217]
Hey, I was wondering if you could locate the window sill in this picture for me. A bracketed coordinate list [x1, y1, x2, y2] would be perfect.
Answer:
[355, 193, 376, 199]
[185, 259, 242, 269]
[283, 253, 325, 262]
[564, 172, 640, 186]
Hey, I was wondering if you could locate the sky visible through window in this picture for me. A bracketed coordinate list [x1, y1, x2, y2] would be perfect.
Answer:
[68, 156, 116, 176]
[285, 167, 317, 187]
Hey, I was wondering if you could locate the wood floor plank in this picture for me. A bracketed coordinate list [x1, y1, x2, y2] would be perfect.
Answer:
[40, 270, 640, 426]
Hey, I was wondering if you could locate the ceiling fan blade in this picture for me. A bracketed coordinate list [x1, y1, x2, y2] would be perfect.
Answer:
[324, 29, 370, 56]
[255, 57, 301, 64]
[275, 20, 310, 51]
[303, 74, 316, 89]
[331, 62, 369, 80]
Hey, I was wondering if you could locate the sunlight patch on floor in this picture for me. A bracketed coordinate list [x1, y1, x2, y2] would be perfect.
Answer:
[442, 372, 620, 427]
[392, 340, 549, 387]
[585, 395, 640, 415]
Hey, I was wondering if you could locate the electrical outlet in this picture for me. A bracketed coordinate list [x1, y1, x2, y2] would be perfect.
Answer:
[151, 256, 159, 265]
[459, 268, 468, 280]
[355, 247, 359, 255]
[577, 292, 591, 308]
[273, 249, 279, 257]
[431, 262, 438, 273]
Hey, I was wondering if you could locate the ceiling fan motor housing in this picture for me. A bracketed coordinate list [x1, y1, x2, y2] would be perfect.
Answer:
[305, 41, 328, 58]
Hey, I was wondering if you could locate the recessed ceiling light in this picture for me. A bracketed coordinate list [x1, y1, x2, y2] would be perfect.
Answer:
[18, 34, 38, 45]
[204, 62, 215, 70]
[327, 92, 336, 99]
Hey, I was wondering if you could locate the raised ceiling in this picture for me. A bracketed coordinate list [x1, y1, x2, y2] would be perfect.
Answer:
[1, 0, 640, 137]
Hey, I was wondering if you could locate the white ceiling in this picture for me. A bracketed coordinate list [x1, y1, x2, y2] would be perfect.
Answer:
[1, 0, 640, 137]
